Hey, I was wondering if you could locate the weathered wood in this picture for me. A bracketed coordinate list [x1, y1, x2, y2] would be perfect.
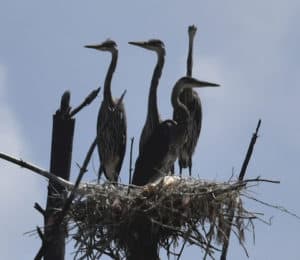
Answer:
[43, 92, 75, 260]
[55, 137, 97, 225]
[69, 87, 100, 117]
[0, 152, 74, 189]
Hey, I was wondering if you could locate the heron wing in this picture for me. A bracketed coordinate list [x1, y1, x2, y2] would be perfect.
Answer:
[132, 120, 175, 185]
[177, 91, 202, 169]
[189, 92, 202, 148]
[96, 101, 127, 181]
[115, 102, 127, 174]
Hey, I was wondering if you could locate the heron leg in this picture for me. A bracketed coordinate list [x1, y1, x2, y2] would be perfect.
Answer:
[188, 158, 192, 177]
[97, 164, 103, 184]
[170, 164, 175, 175]
[178, 161, 183, 177]
[113, 172, 119, 185]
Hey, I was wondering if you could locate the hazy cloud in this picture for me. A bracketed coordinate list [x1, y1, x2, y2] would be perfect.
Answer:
[0, 64, 42, 259]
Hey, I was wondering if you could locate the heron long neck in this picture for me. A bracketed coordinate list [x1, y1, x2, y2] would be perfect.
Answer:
[147, 51, 164, 124]
[171, 81, 190, 124]
[187, 34, 195, 77]
[104, 50, 118, 105]
[183, 34, 196, 100]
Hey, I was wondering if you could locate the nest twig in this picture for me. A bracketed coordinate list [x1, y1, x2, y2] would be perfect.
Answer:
[61, 176, 274, 259]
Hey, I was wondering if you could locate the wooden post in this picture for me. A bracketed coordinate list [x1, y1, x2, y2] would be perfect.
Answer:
[34, 88, 100, 260]
[44, 91, 75, 260]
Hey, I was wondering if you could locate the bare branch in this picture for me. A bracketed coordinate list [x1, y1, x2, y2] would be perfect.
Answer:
[129, 137, 134, 185]
[243, 194, 300, 220]
[70, 87, 101, 117]
[239, 119, 261, 181]
[0, 152, 74, 189]
[242, 177, 280, 184]
[221, 119, 262, 260]
[34, 246, 44, 260]
[36, 226, 44, 242]
[34, 202, 45, 217]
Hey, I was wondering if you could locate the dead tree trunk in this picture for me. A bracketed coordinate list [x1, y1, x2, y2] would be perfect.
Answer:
[44, 92, 75, 260]
[33, 88, 100, 260]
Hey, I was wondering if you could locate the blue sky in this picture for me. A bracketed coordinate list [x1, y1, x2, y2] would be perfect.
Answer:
[0, 0, 300, 259]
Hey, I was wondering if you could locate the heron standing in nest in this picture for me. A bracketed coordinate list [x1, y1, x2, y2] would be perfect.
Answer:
[85, 40, 127, 183]
[173, 25, 203, 176]
[129, 39, 165, 154]
[132, 77, 219, 186]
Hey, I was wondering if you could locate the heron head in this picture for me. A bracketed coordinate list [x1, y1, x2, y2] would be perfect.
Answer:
[85, 39, 117, 52]
[171, 76, 220, 118]
[188, 25, 197, 38]
[178, 76, 220, 90]
[129, 39, 165, 54]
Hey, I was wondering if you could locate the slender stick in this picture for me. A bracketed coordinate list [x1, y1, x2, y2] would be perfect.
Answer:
[129, 137, 134, 185]
[36, 227, 45, 241]
[239, 119, 261, 180]
[34, 247, 44, 260]
[176, 239, 187, 260]
[0, 152, 74, 189]
[242, 177, 279, 184]
[69, 87, 101, 118]
[34, 202, 45, 217]
[220, 119, 262, 260]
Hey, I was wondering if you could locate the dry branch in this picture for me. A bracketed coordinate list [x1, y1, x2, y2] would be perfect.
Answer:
[128, 137, 135, 185]
[0, 152, 74, 189]
[221, 119, 262, 260]
[70, 87, 101, 118]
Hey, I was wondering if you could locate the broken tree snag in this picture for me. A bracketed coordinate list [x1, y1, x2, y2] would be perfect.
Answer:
[220, 119, 262, 260]
[43, 91, 75, 260]
[69, 87, 101, 118]
[239, 119, 261, 181]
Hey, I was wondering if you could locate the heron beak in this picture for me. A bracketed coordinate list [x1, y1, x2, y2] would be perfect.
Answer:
[84, 44, 104, 50]
[128, 41, 147, 48]
[195, 80, 220, 87]
[186, 77, 220, 88]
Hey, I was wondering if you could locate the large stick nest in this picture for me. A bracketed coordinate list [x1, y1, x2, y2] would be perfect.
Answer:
[65, 176, 256, 259]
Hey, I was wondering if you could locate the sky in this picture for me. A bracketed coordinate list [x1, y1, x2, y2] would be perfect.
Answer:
[0, 0, 300, 259]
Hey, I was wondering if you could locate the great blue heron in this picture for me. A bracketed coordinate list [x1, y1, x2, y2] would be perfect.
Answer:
[128, 39, 165, 154]
[132, 77, 219, 186]
[85, 40, 127, 183]
[173, 25, 202, 176]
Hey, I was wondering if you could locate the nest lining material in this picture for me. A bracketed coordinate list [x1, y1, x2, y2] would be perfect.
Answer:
[65, 176, 254, 259]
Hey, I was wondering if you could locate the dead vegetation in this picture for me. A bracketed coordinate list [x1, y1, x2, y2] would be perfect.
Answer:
[62, 176, 275, 259]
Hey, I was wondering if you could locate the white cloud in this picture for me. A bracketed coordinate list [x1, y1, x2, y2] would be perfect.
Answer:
[0, 64, 43, 259]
